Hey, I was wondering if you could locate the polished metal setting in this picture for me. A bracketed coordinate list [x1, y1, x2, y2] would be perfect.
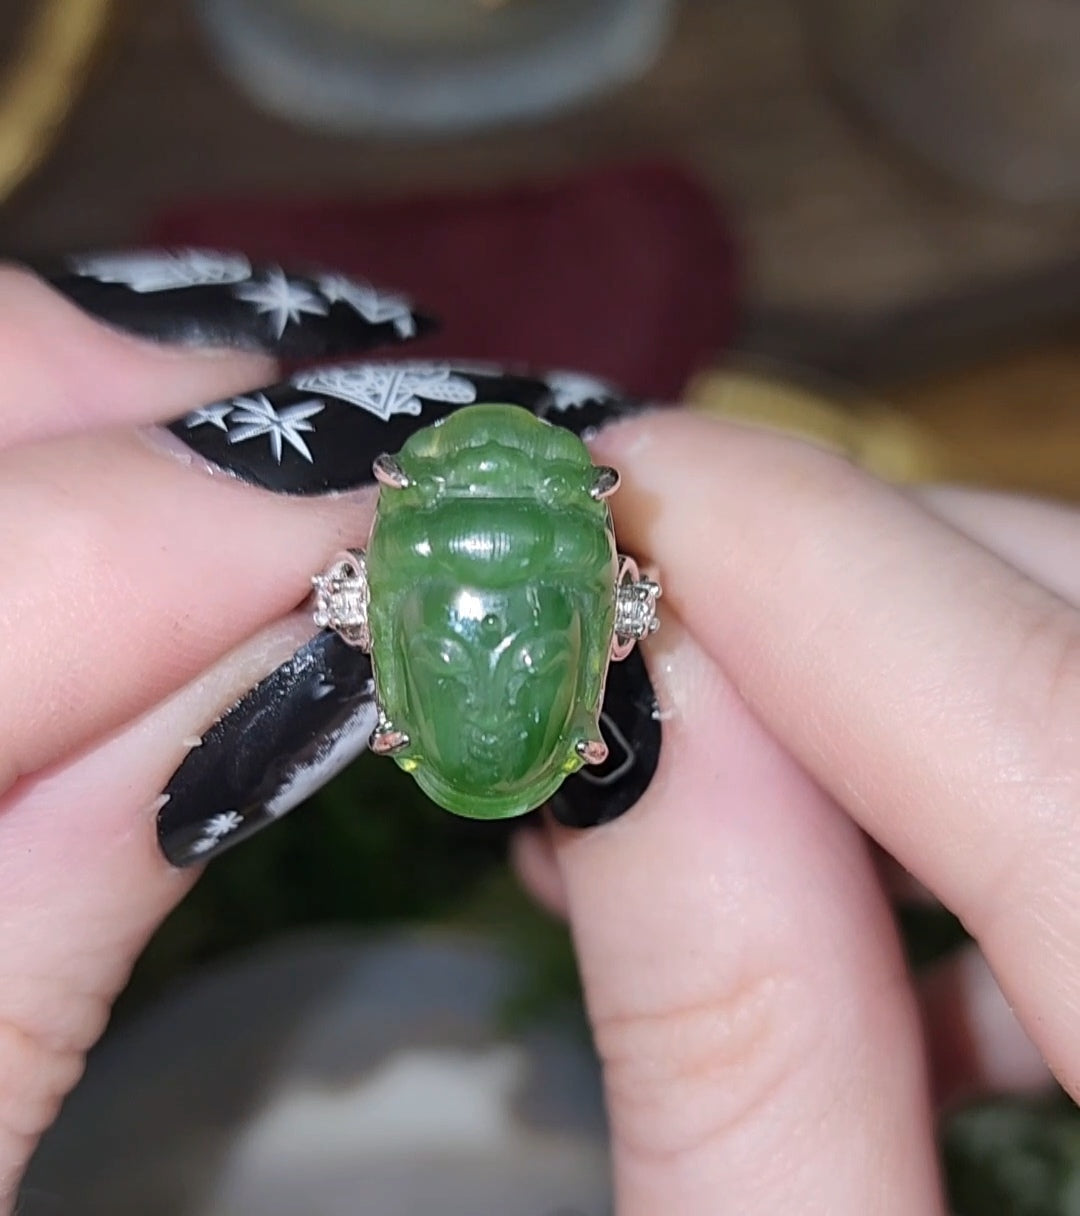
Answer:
[373, 452, 411, 489]
[576, 737, 610, 766]
[589, 465, 621, 500]
[311, 549, 371, 650]
[371, 711, 410, 755]
[611, 555, 662, 662]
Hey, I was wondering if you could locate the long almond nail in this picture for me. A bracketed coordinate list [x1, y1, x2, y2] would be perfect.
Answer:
[163, 361, 650, 495]
[157, 631, 377, 867]
[41, 250, 436, 357]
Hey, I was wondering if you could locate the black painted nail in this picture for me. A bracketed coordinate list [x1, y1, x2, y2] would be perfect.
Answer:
[158, 632, 377, 867]
[158, 634, 661, 866]
[41, 250, 436, 357]
[550, 648, 662, 828]
[165, 361, 651, 496]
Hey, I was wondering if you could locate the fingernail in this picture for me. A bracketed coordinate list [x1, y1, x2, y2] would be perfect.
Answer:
[157, 631, 377, 867]
[162, 361, 651, 495]
[40, 250, 436, 357]
[550, 647, 662, 828]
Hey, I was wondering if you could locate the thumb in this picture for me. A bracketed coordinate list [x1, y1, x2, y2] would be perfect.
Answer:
[549, 618, 944, 1214]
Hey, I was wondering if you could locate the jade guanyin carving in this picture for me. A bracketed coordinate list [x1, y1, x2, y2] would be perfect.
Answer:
[312, 403, 660, 819]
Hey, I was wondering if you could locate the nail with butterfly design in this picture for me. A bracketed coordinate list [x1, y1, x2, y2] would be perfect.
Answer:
[39, 249, 435, 357]
[155, 360, 663, 865]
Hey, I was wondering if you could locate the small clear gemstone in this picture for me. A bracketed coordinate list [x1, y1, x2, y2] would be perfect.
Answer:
[312, 553, 371, 649]
[615, 575, 661, 642]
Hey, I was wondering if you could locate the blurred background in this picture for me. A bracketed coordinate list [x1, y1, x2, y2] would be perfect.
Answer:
[4, 1, 1080, 1212]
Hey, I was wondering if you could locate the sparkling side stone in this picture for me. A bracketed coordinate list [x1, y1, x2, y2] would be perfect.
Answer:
[615, 576, 662, 642]
[312, 553, 371, 650]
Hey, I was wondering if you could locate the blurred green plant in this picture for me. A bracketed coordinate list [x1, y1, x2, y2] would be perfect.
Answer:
[126, 759, 1080, 1214]
[946, 1094, 1080, 1216]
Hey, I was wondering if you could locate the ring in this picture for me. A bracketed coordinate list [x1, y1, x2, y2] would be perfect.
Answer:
[311, 403, 661, 820]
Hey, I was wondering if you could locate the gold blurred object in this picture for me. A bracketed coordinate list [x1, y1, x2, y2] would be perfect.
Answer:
[688, 343, 1080, 502]
[686, 367, 946, 484]
[886, 343, 1080, 502]
[0, 0, 115, 205]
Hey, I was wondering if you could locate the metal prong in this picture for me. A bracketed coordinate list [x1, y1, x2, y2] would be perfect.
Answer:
[371, 716, 410, 755]
[576, 738, 609, 766]
[373, 453, 411, 489]
[589, 466, 620, 500]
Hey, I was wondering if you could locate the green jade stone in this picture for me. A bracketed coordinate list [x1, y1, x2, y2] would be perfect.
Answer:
[365, 404, 617, 819]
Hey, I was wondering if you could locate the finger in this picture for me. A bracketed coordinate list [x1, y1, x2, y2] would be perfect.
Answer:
[0, 252, 432, 448]
[0, 267, 272, 450]
[552, 617, 944, 1214]
[920, 946, 1052, 1109]
[592, 411, 1080, 1100]
[514, 813, 1053, 1110]
[0, 425, 363, 794]
[0, 615, 313, 1208]
[511, 825, 568, 918]
[917, 486, 1080, 604]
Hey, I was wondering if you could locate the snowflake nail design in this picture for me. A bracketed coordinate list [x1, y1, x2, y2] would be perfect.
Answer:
[66, 249, 253, 292]
[233, 268, 329, 339]
[545, 371, 618, 412]
[157, 633, 380, 867]
[167, 362, 650, 495]
[225, 394, 325, 464]
[317, 274, 418, 339]
[188, 809, 245, 856]
[46, 251, 437, 357]
[185, 402, 234, 432]
[292, 363, 478, 422]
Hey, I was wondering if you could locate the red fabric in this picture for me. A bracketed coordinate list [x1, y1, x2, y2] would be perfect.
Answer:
[151, 161, 739, 400]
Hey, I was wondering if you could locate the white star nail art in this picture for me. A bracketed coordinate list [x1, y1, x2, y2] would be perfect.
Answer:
[189, 809, 245, 855]
[317, 273, 418, 338]
[233, 268, 328, 338]
[545, 371, 617, 412]
[184, 401, 234, 431]
[226, 394, 325, 463]
[68, 249, 253, 292]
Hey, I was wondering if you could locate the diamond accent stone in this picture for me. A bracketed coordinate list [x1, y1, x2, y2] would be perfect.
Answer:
[612, 556, 661, 660]
[312, 551, 371, 650]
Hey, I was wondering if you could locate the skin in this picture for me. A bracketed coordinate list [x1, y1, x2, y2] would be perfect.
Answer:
[0, 263, 1070, 1212]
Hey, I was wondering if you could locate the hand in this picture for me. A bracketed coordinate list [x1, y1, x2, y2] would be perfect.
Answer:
[0, 256, 1070, 1214]
[0, 257, 408, 1207]
[510, 409, 1080, 1213]
[0, 255, 657, 1208]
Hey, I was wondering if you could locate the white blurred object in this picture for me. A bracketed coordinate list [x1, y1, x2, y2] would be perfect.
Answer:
[197, 0, 676, 135]
[23, 932, 610, 1216]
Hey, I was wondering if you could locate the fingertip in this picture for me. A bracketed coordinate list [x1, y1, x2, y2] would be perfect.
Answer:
[921, 947, 1053, 1108]
[510, 824, 569, 919]
[0, 264, 278, 446]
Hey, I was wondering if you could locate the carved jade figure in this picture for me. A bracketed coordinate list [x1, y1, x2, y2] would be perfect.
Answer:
[313, 403, 659, 819]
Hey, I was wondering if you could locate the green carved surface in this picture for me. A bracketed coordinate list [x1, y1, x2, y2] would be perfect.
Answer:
[366, 405, 617, 819]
